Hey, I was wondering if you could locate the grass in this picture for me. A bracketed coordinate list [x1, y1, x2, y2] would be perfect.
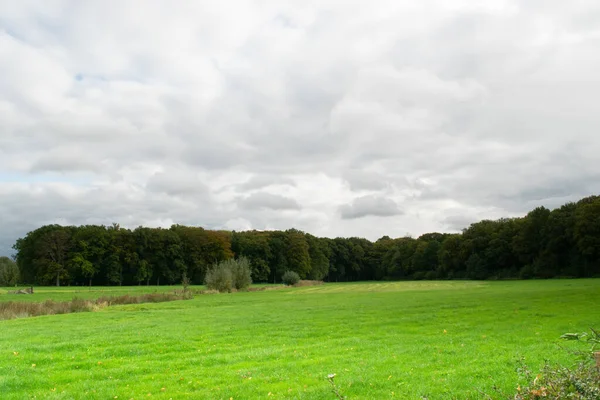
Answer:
[0, 292, 194, 320]
[0, 285, 191, 303]
[0, 279, 599, 399]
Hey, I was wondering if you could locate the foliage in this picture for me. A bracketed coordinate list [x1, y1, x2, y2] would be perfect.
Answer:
[11, 195, 600, 285]
[514, 360, 600, 399]
[561, 328, 600, 360]
[204, 257, 252, 292]
[0, 256, 19, 286]
[230, 256, 252, 290]
[509, 328, 600, 400]
[281, 270, 300, 286]
[204, 263, 233, 293]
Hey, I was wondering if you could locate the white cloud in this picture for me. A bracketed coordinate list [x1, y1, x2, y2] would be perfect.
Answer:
[339, 195, 403, 219]
[2, 0, 600, 255]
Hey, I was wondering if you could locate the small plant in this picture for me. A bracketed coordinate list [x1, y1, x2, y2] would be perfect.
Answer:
[511, 328, 600, 399]
[515, 361, 600, 399]
[327, 374, 346, 400]
[281, 271, 300, 286]
[561, 328, 600, 363]
[181, 272, 191, 293]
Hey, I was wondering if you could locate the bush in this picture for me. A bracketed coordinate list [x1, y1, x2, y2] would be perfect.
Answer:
[0, 256, 19, 286]
[204, 257, 253, 293]
[282, 271, 300, 286]
[204, 265, 233, 292]
[231, 257, 252, 290]
[511, 328, 600, 399]
[515, 362, 600, 399]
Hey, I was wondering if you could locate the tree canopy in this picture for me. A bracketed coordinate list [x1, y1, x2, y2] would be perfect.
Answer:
[12, 196, 600, 285]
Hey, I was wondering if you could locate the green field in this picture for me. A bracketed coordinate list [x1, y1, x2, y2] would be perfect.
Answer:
[1, 280, 598, 399]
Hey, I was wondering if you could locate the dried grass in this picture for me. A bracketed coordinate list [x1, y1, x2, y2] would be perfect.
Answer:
[294, 280, 324, 287]
[0, 291, 193, 321]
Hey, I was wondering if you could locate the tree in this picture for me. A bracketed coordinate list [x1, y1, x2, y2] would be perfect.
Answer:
[231, 231, 272, 282]
[285, 229, 311, 279]
[306, 234, 330, 281]
[0, 256, 19, 286]
[574, 196, 600, 276]
[69, 253, 94, 286]
[36, 228, 72, 286]
[438, 234, 465, 279]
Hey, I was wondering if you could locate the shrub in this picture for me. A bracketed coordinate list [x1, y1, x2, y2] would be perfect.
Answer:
[282, 271, 300, 286]
[515, 361, 600, 399]
[511, 328, 600, 399]
[0, 256, 19, 286]
[205, 263, 233, 293]
[204, 258, 253, 293]
[231, 256, 252, 290]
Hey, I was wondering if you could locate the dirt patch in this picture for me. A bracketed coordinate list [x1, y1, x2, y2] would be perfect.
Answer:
[247, 286, 285, 292]
[293, 280, 324, 287]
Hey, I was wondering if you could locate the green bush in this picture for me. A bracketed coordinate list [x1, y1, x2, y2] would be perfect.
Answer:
[204, 258, 252, 293]
[0, 256, 19, 286]
[515, 362, 600, 399]
[282, 271, 300, 286]
[512, 328, 600, 399]
[231, 257, 252, 290]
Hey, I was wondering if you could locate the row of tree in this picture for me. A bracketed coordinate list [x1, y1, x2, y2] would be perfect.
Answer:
[11, 196, 600, 286]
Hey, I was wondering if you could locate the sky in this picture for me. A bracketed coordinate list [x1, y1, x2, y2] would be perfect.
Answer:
[1, 0, 600, 256]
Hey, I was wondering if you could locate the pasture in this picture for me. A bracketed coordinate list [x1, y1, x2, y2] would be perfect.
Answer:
[1, 280, 599, 399]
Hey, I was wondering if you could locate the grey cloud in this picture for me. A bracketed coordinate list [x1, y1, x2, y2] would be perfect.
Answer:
[342, 170, 389, 192]
[237, 175, 296, 191]
[442, 215, 477, 232]
[238, 192, 301, 211]
[339, 195, 403, 220]
[145, 170, 209, 197]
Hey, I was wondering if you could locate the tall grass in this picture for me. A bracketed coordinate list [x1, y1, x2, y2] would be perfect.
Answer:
[0, 291, 193, 320]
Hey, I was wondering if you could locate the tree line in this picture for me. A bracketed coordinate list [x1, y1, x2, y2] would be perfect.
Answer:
[11, 195, 600, 286]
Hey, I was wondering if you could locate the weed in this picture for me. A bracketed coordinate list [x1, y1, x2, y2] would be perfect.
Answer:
[515, 361, 600, 399]
[327, 374, 346, 400]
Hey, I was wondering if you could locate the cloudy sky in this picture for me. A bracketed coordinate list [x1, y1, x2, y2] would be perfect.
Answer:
[1, 0, 600, 256]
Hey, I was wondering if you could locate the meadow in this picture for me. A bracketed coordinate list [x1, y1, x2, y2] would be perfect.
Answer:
[0, 280, 598, 399]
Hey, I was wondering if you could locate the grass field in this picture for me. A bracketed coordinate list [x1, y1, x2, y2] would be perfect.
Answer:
[0, 280, 598, 399]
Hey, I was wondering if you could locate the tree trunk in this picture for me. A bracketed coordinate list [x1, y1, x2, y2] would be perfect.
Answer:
[56, 272, 60, 287]
[89, 278, 92, 287]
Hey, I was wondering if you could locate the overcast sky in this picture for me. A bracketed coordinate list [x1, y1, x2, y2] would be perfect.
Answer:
[1, 0, 600, 256]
